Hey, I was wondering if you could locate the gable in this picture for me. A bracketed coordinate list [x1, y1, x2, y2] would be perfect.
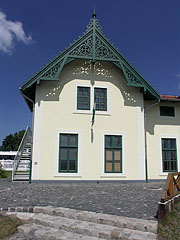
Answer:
[20, 13, 160, 111]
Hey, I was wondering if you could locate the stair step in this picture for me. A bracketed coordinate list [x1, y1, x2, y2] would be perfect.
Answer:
[17, 162, 30, 165]
[13, 175, 29, 180]
[18, 167, 29, 170]
[15, 171, 29, 175]
[33, 206, 157, 234]
[18, 223, 102, 240]
[8, 212, 157, 240]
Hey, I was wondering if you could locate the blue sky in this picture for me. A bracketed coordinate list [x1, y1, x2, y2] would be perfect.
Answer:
[0, 0, 179, 145]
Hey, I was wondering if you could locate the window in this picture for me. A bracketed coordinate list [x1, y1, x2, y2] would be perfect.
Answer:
[59, 134, 78, 173]
[94, 88, 107, 111]
[77, 87, 90, 110]
[105, 135, 122, 173]
[162, 138, 177, 172]
[160, 106, 175, 117]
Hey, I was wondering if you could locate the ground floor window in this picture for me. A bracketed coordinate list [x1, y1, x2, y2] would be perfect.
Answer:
[162, 138, 177, 172]
[105, 135, 122, 173]
[59, 133, 78, 173]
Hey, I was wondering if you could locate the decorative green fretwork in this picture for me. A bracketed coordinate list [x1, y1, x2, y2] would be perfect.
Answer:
[95, 36, 118, 60]
[21, 12, 160, 111]
[86, 18, 102, 33]
[42, 60, 63, 79]
[122, 64, 142, 86]
[70, 36, 93, 57]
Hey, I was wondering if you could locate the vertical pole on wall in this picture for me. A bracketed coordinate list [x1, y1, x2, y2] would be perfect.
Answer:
[144, 99, 160, 183]
[144, 108, 148, 183]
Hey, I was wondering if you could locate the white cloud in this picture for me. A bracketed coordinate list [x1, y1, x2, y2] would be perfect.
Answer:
[0, 10, 32, 54]
[175, 73, 180, 78]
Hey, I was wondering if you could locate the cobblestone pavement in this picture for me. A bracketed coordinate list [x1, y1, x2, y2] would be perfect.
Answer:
[0, 178, 165, 220]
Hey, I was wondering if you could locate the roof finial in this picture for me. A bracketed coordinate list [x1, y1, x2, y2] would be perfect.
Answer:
[92, 3, 96, 18]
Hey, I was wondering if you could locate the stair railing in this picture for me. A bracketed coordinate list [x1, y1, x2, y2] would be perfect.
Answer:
[12, 126, 32, 181]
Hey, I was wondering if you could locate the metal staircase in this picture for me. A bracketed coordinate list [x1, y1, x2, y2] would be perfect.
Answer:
[12, 126, 32, 182]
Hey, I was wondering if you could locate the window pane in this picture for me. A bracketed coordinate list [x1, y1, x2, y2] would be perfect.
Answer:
[114, 150, 121, 160]
[69, 160, 76, 170]
[106, 162, 112, 172]
[160, 106, 175, 117]
[171, 151, 176, 160]
[114, 136, 121, 148]
[69, 148, 77, 160]
[114, 162, 121, 172]
[61, 135, 68, 146]
[106, 150, 112, 160]
[170, 139, 176, 149]
[95, 88, 107, 111]
[61, 160, 67, 170]
[77, 87, 90, 110]
[171, 161, 177, 171]
[162, 139, 168, 149]
[105, 136, 112, 147]
[164, 161, 169, 171]
[69, 135, 77, 146]
[60, 148, 68, 160]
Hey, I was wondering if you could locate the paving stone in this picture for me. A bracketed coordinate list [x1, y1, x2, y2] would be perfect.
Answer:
[17, 223, 105, 240]
[33, 206, 157, 234]
[0, 179, 164, 220]
[8, 212, 157, 240]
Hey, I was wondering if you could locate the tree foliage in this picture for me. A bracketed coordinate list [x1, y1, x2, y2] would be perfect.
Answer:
[0, 130, 25, 151]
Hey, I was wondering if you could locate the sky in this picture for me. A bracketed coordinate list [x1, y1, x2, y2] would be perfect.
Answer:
[0, 0, 179, 145]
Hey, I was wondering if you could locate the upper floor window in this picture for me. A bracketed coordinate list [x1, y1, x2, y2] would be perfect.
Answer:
[94, 87, 107, 111]
[160, 106, 175, 117]
[77, 87, 90, 110]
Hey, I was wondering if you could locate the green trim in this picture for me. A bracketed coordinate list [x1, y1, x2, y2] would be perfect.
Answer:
[77, 86, 90, 110]
[104, 135, 122, 173]
[21, 15, 160, 111]
[162, 138, 177, 172]
[59, 134, 78, 173]
[94, 88, 107, 111]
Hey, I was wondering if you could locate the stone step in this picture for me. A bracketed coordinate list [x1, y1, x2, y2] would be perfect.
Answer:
[8, 212, 157, 240]
[33, 206, 157, 234]
[17, 223, 104, 240]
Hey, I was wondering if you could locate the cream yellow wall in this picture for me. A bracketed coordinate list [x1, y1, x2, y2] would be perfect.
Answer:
[32, 60, 145, 180]
[146, 101, 180, 179]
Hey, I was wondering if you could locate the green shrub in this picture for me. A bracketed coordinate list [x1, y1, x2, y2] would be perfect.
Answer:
[0, 163, 7, 178]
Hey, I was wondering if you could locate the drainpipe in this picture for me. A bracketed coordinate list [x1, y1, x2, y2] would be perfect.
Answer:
[19, 89, 35, 184]
[144, 99, 160, 183]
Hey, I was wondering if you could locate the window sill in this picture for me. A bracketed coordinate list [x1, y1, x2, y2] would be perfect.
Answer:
[73, 110, 111, 116]
[159, 173, 169, 176]
[100, 174, 126, 178]
[54, 173, 82, 178]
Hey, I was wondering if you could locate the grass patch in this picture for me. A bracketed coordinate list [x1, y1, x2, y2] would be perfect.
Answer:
[0, 169, 11, 179]
[0, 214, 22, 239]
[158, 201, 180, 240]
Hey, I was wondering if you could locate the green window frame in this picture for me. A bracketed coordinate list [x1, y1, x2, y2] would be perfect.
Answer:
[160, 106, 175, 117]
[105, 135, 122, 173]
[59, 134, 78, 173]
[94, 88, 107, 111]
[162, 138, 177, 172]
[77, 86, 90, 110]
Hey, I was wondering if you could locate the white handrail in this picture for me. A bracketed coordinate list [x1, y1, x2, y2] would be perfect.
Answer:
[12, 126, 32, 181]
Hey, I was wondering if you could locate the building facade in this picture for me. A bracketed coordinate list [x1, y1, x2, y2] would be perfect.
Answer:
[20, 14, 180, 181]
